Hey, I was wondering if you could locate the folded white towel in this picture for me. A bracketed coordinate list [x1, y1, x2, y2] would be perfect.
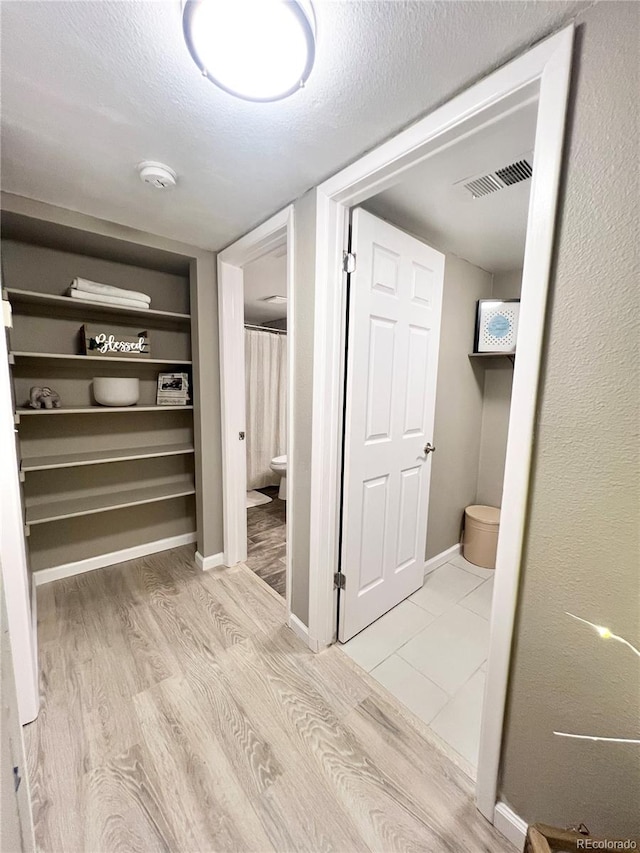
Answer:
[67, 288, 150, 310]
[71, 277, 151, 305]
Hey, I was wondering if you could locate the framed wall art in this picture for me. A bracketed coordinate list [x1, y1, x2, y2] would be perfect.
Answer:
[473, 299, 520, 353]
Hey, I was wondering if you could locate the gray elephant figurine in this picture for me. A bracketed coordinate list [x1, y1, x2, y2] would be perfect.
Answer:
[29, 386, 61, 409]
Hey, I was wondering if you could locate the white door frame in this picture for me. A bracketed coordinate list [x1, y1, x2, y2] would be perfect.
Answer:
[307, 27, 574, 822]
[217, 205, 294, 616]
[0, 306, 39, 724]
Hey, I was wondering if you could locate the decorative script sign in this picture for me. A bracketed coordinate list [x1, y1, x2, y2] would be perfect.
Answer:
[81, 324, 150, 358]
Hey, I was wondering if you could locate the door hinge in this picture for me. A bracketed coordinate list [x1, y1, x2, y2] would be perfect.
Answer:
[342, 252, 356, 274]
[333, 571, 346, 590]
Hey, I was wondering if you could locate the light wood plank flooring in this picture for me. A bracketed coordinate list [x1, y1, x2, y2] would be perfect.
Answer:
[25, 546, 512, 853]
[246, 487, 286, 598]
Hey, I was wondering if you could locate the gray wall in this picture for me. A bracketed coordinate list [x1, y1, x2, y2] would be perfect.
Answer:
[289, 190, 316, 624]
[426, 254, 492, 559]
[476, 269, 522, 507]
[501, 2, 640, 836]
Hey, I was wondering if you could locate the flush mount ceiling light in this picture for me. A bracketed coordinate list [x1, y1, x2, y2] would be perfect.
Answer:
[182, 0, 316, 102]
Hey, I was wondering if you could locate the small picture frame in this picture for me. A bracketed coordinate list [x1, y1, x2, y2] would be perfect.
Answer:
[157, 372, 190, 405]
[473, 299, 520, 353]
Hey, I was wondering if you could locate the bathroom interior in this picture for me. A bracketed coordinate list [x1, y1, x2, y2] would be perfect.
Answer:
[242, 246, 288, 598]
[339, 98, 534, 776]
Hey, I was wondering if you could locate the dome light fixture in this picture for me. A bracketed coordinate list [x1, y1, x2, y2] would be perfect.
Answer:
[182, 0, 316, 103]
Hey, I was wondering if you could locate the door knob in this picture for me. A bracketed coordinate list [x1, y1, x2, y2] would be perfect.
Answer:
[424, 442, 436, 455]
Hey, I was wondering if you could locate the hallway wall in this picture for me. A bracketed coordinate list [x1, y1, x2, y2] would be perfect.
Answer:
[500, 2, 640, 835]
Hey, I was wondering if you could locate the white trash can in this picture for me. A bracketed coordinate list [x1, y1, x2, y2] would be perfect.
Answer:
[463, 505, 500, 569]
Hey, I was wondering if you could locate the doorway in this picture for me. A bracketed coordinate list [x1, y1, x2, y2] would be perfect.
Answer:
[243, 248, 288, 598]
[217, 205, 294, 614]
[306, 27, 573, 825]
[338, 96, 534, 775]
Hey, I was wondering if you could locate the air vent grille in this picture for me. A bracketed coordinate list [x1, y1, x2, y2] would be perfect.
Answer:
[495, 159, 533, 185]
[464, 174, 504, 198]
[462, 156, 533, 199]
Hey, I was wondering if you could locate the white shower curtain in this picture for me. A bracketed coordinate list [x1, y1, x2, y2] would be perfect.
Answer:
[245, 329, 287, 490]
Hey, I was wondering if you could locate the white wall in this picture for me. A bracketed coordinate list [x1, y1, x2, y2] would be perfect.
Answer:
[476, 269, 522, 507]
[289, 190, 316, 624]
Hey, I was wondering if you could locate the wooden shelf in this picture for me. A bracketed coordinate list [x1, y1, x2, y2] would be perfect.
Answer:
[15, 405, 193, 421]
[25, 482, 196, 526]
[4, 288, 190, 325]
[469, 352, 515, 364]
[11, 351, 191, 366]
[22, 443, 195, 472]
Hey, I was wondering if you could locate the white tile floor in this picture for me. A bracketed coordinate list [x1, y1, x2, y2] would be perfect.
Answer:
[340, 552, 494, 775]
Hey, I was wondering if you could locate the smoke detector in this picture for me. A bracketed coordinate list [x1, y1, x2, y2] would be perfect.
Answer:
[137, 161, 177, 190]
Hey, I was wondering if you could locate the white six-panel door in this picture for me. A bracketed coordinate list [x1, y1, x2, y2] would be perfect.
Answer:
[339, 209, 445, 641]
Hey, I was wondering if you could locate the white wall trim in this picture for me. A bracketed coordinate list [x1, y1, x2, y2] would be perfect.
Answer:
[217, 205, 295, 629]
[195, 550, 225, 571]
[307, 24, 574, 824]
[287, 613, 309, 643]
[33, 532, 197, 586]
[493, 802, 528, 851]
[424, 543, 461, 578]
[0, 306, 39, 723]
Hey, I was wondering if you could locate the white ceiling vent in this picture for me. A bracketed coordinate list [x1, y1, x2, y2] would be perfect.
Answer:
[457, 154, 533, 199]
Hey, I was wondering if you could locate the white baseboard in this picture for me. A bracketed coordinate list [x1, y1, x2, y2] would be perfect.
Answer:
[33, 532, 197, 586]
[195, 550, 225, 571]
[424, 543, 461, 577]
[493, 802, 527, 851]
[288, 613, 310, 643]
[287, 613, 328, 652]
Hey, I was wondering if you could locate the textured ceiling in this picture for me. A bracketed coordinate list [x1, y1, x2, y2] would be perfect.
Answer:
[366, 100, 537, 272]
[0, 1, 589, 251]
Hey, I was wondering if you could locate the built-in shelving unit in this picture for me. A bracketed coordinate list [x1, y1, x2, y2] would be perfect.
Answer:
[2, 218, 199, 576]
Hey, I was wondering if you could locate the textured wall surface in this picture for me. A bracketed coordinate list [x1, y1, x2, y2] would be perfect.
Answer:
[0, 1, 590, 250]
[501, 2, 640, 836]
[476, 269, 522, 507]
[427, 254, 492, 559]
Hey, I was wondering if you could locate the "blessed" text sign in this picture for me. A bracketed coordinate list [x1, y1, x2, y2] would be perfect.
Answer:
[81, 324, 150, 358]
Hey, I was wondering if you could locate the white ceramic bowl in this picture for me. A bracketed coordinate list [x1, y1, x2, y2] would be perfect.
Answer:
[93, 377, 140, 407]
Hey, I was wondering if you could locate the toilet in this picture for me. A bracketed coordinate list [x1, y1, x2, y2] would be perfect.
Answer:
[270, 455, 287, 500]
